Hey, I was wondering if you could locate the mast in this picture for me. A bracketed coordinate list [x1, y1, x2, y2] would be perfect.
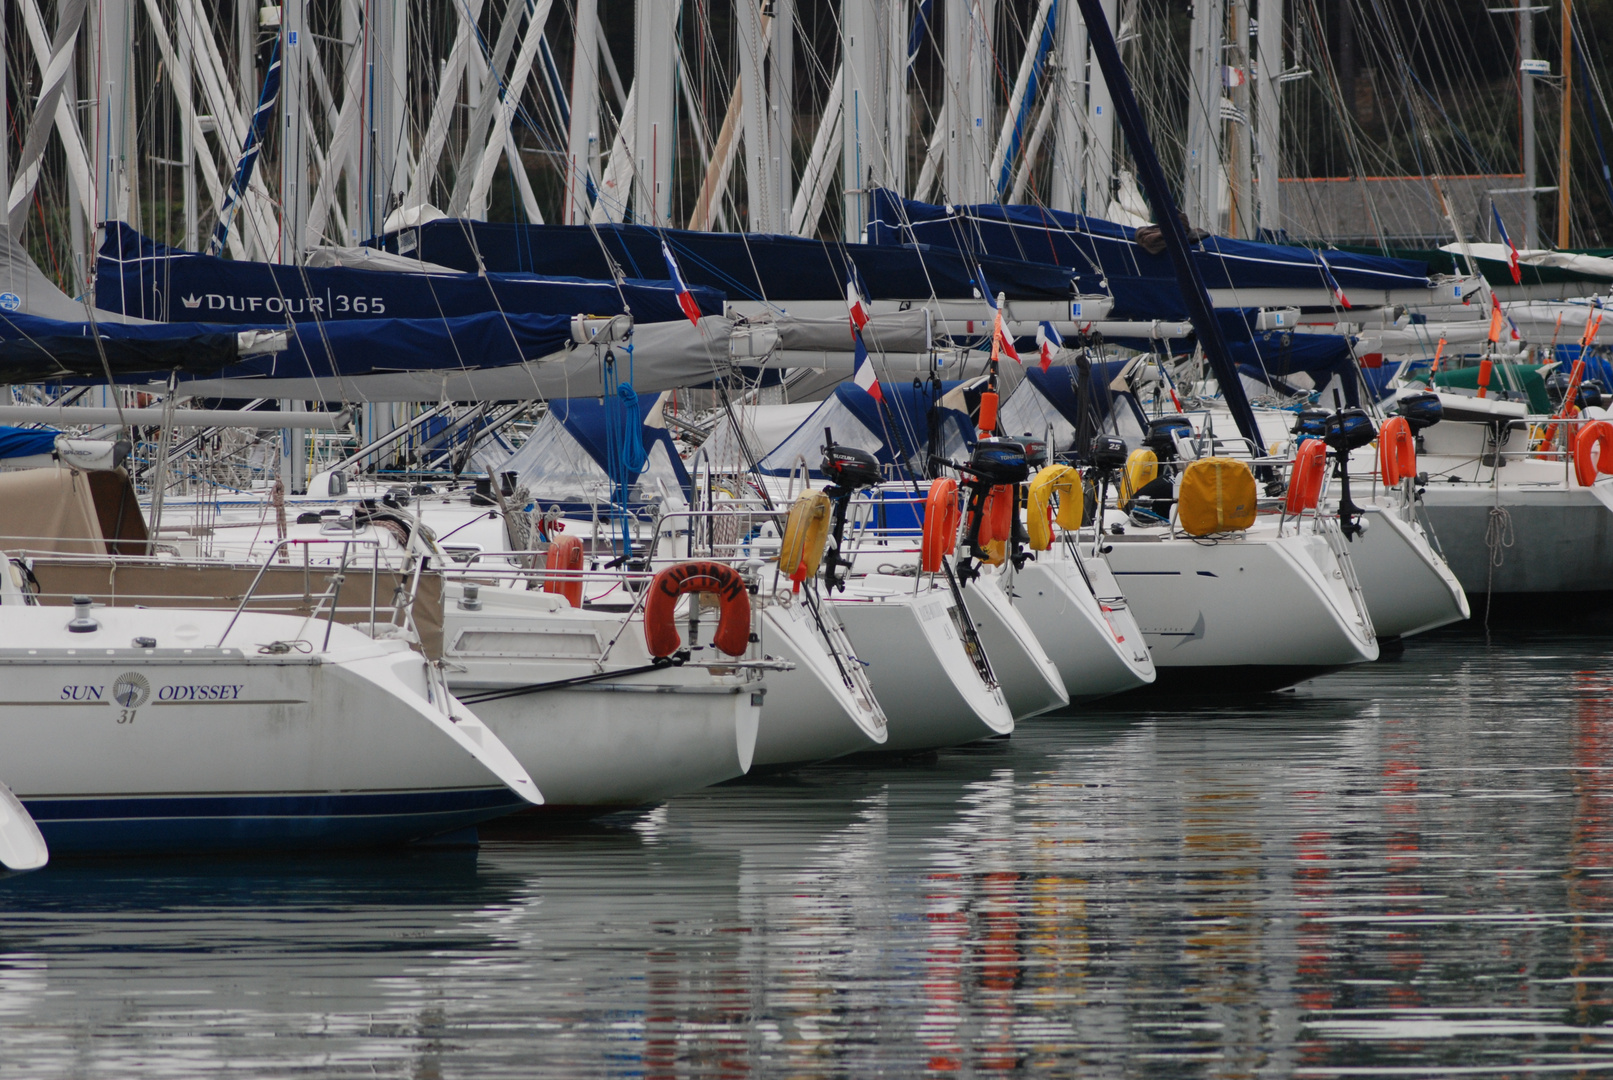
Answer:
[1183, 0, 1224, 231]
[1072, 0, 1263, 446]
[1557, 0, 1571, 247]
[1254, 0, 1281, 235]
[633, 0, 677, 225]
[1050, 0, 1087, 213]
[1520, 1, 1537, 247]
[772, 0, 796, 221]
[739, 0, 777, 230]
[842, 0, 885, 241]
[565, 0, 600, 225]
[280, 0, 307, 262]
[1228, 0, 1252, 237]
[1086, 0, 1116, 212]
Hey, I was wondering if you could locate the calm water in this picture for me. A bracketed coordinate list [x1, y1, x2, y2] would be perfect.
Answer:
[4, 622, 1613, 1077]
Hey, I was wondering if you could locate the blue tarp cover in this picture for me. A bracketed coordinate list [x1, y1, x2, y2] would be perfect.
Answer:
[0, 425, 58, 458]
[96, 223, 723, 325]
[373, 219, 1097, 302]
[19, 308, 573, 384]
[548, 395, 692, 496]
[868, 190, 1434, 302]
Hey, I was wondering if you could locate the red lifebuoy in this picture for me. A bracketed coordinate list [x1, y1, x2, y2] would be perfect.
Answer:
[1379, 416, 1416, 486]
[643, 561, 752, 659]
[921, 478, 961, 572]
[543, 534, 584, 607]
[1575, 420, 1613, 487]
[1285, 439, 1328, 514]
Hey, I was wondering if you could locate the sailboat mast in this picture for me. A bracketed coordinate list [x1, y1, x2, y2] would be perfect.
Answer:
[1521, 3, 1537, 246]
[1557, 0, 1571, 247]
[1254, 0, 1281, 235]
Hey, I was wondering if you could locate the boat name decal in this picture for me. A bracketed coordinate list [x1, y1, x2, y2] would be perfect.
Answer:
[58, 682, 245, 702]
[156, 684, 246, 702]
[176, 293, 387, 316]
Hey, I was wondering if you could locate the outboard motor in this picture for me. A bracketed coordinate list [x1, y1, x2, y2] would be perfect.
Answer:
[1579, 379, 1606, 411]
[819, 440, 882, 592]
[955, 437, 1032, 583]
[1145, 416, 1192, 461]
[1322, 406, 1376, 540]
[1085, 434, 1130, 538]
[1395, 391, 1443, 432]
[1291, 409, 1330, 441]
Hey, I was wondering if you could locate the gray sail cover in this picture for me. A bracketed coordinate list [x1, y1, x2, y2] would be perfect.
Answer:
[0, 222, 144, 323]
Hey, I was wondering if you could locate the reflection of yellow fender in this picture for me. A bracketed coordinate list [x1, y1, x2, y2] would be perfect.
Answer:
[1027, 465, 1083, 550]
[778, 490, 831, 583]
[1120, 448, 1159, 505]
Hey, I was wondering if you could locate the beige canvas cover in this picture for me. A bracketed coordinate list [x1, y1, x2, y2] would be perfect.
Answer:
[0, 467, 107, 554]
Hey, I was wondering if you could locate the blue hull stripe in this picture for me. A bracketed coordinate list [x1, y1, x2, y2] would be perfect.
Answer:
[23, 788, 526, 854]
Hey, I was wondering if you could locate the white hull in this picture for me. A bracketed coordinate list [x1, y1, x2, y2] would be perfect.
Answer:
[440, 584, 763, 808]
[957, 572, 1069, 719]
[1349, 504, 1470, 636]
[3, 605, 533, 854]
[1416, 481, 1613, 596]
[751, 598, 888, 768]
[1099, 520, 1379, 690]
[830, 579, 1014, 752]
[1003, 552, 1157, 700]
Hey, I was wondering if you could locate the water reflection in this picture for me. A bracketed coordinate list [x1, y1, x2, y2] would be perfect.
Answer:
[5, 628, 1613, 1076]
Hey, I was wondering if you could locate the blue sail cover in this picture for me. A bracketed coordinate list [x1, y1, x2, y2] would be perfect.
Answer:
[499, 395, 692, 509]
[0, 425, 59, 458]
[96, 223, 723, 325]
[867, 190, 1434, 303]
[19, 309, 572, 384]
[371, 219, 1097, 302]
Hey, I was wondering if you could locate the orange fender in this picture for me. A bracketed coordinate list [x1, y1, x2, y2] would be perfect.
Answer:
[543, 534, 585, 607]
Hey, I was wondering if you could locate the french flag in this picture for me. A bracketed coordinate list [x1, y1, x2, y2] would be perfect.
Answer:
[852, 330, 882, 402]
[1315, 250, 1351, 310]
[1035, 321, 1063, 372]
[847, 276, 870, 334]
[1492, 202, 1523, 285]
[661, 240, 703, 326]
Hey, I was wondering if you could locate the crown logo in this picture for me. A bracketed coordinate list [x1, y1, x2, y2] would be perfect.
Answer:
[181, 293, 202, 309]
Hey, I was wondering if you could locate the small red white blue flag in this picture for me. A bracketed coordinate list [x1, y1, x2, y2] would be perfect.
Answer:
[852, 330, 882, 402]
[1315, 250, 1351, 310]
[847, 277, 870, 334]
[1492, 202, 1523, 284]
[661, 240, 703, 326]
[1035, 321, 1063, 372]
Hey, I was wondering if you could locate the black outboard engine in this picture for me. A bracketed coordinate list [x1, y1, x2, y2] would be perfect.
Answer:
[1322, 406, 1376, 540]
[1085, 434, 1129, 539]
[1145, 416, 1192, 461]
[1292, 409, 1330, 441]
[955, 437, 1032, 583]
[1545, 369, 1575, 410]
[819, 440, 882, 592]
[1579, 380, 1606, 411]
[1322, 408, 1377, 453]
[1395, 391, 1443, 432]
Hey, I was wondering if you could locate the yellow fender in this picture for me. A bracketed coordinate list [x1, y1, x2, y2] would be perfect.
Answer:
[1119, 448, 1159, 505]
[778, 490, 832, 582]
[1027, 464, 1083, 550]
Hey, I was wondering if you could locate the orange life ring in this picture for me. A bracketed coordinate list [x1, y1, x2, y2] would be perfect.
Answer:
[1285, 439, 1328, 514]
[1378, 416, 1416, 486]
[1575, 420, 1613, 487]
[543, 534, 585, 607]
[643, 561, 752, 659]
[921, 478, 961, 572]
